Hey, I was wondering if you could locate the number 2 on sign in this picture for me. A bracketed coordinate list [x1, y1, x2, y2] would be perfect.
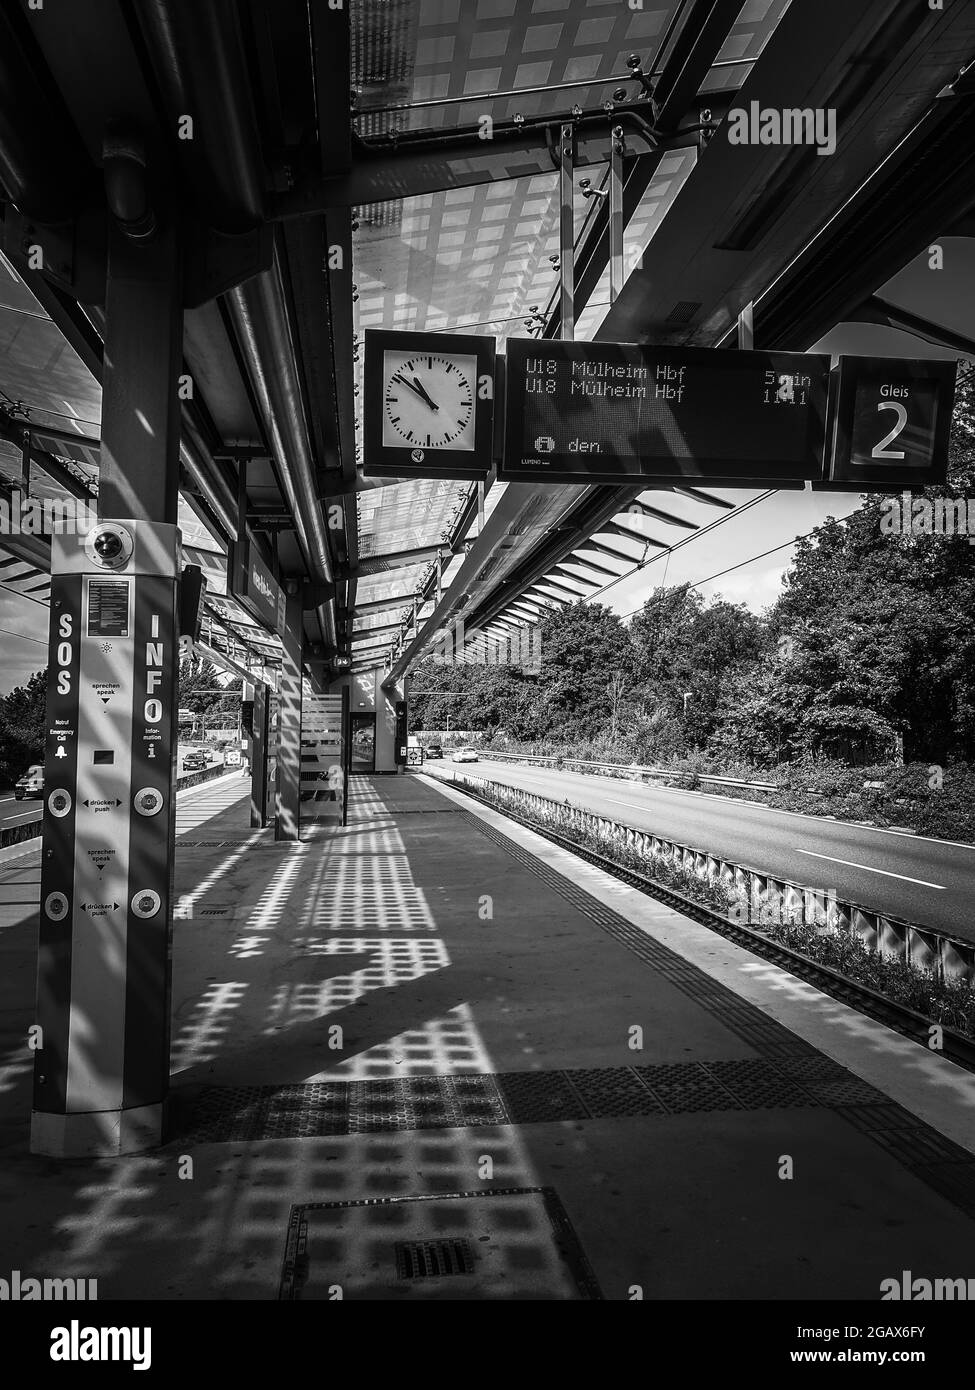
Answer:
[873, 401, 907, 459]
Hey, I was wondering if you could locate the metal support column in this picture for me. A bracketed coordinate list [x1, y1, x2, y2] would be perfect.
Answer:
[738, 301, 754, 351]
[274, 584, 303, 841]
[559, 122, 576, 341]
[609, 125, 625, 303]
[99, 223, 183, 523]
[250, 681, 270, 828]
[31, 219, 184, 1157]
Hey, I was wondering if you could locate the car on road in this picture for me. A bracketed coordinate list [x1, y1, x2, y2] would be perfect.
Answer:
[451, 747, 479, 763]
[182, 750, 208, 772]
[14, 764, 44, 800]
[425, 743, 443, 759]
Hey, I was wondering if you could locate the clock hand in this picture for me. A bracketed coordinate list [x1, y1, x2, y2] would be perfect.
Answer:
[390, 373, 425, 399]
[410, 377, 440, 412]
[390, 373, 440, 411]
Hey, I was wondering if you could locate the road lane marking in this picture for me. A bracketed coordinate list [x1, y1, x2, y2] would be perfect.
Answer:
[793, 848, 945, 889]
[477, 763, 975, 852]
[473, 767, 953, 889]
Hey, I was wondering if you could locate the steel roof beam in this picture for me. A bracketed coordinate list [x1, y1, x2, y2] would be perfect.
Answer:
[624, 499, 698, 529]
[600, 520, 667, 548]
[531, 575, 588, 600]
[671, 486, 735, 509]
[562, 554, 622, 580]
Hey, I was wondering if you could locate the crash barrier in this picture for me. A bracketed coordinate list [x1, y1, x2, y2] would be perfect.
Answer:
[0, 760, 231, 851]
[443, 769, 975, 988]
[481, 749, 782, 793]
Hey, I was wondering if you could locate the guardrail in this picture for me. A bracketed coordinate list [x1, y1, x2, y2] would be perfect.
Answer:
[441, 768, 975, 988]
[479, 749, 780, 792]
[0, 761, 232, 851]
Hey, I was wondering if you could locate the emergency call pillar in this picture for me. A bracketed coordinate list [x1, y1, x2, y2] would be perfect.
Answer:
[31, 521, 180, 1156]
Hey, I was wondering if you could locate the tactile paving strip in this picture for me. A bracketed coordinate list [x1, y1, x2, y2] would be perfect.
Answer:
[633, 1063, 742, 1114]
[178, 1056, 845, 1143]
[494, 1071, 589, 1124]
[910, 1162, 975, 1219]
[700, 1059, 815, 1110]
[564, 1068, 667, 1118]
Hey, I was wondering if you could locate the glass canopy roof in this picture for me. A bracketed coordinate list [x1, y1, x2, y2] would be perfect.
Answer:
[348, 0, 794, 663]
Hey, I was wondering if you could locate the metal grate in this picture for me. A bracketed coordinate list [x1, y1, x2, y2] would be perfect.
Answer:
[395, 1238, 475, 1281]
[664, 299, 702, 327]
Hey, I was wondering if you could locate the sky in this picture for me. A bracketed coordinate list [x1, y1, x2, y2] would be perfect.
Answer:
[0, 590, 48, 695]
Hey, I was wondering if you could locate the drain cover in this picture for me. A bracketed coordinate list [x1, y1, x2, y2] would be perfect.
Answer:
[395, 1238, 475, 1280]
[279, 1187, 601, 1300]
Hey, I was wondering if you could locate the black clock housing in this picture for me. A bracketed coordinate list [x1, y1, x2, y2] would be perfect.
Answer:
[363, 329, 496, 480]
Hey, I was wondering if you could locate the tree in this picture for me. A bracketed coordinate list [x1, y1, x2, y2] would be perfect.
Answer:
[532, 602, 635, 740]
[629, 584, 764, 755]
[0, 669, 46, 786]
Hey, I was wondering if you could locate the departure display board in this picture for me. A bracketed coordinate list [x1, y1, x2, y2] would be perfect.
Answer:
[501, 338, 831, 486]
[824, 355, 956, 490]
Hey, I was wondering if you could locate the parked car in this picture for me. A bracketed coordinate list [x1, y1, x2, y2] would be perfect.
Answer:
[451, 747, 479, 763]
[425, 743, 443, 759]
[14, 764, 44, 800]
[182, 750, 208, 771]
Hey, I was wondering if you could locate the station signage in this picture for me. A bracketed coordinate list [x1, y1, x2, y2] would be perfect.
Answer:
[501, 338, 831, 487]
[358, 331, 958, 492]
[823, 355, 956, 490]
[236, 540, 285, 635]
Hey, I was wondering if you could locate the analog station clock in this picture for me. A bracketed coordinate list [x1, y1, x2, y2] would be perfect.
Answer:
[382, 350, 477, 451]
[363, 330, 496, 479]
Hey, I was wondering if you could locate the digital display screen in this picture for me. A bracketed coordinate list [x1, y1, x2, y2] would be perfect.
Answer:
[501, 338, 831, 486]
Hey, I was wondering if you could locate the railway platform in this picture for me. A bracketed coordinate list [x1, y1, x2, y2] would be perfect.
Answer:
[0, 772, 973, 1300]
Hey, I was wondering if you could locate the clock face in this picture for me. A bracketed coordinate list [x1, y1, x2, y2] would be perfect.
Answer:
[381, 350, 477, 451]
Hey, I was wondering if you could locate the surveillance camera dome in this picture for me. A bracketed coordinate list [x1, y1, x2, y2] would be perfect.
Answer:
[84, 521, 134, 569]
[93, 531, 124, 560]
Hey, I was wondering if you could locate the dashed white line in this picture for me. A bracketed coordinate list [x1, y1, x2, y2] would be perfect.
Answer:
[793, 848, 946, 890]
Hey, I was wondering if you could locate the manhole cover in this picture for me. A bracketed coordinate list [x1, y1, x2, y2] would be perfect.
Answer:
[279, 1187, 601, 1300]
[395, 1239, 475, 1280]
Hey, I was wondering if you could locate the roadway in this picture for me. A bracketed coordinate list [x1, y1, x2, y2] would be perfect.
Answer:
[0, 743, 226, 834]
[426, 758, 975, 941]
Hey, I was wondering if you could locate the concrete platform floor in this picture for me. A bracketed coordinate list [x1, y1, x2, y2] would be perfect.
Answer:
[0, 771, 974, 1299]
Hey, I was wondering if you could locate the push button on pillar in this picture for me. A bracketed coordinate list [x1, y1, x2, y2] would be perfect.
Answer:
[45, 892, 69, 920]
[131, 889, 161, 919]
[133, 787, 164, 816]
